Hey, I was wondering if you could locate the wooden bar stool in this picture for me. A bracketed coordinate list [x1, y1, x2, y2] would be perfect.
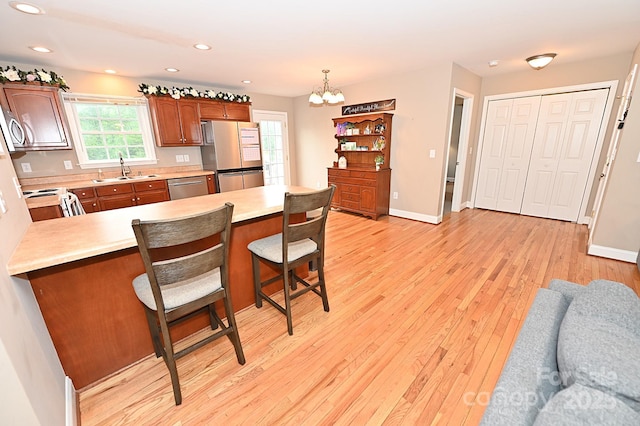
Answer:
[248, 186, 335, 335]
[131, 202, 245, 405]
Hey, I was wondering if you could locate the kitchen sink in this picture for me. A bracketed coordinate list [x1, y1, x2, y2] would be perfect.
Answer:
[92, 174, 160, 183]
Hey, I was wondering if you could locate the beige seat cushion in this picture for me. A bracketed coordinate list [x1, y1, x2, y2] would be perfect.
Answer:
[133, 267, 222, 311]
[248, 233, 317, 263]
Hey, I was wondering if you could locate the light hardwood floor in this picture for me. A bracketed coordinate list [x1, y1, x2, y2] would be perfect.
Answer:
[79, 208, 640, 425]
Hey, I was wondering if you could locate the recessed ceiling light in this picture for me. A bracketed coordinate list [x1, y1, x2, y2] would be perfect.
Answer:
[104, 69, 117, 74]
[165, 68, 179, 73]
[241, 80, 251, 84]
[193, 44, 211, 50]
[29, 46, 52, 53]
[10, 1, 45, 14]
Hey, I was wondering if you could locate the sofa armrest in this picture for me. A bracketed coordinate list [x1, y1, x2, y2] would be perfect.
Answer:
[548, 279, 584, 303]
[480, 288, 571, 425]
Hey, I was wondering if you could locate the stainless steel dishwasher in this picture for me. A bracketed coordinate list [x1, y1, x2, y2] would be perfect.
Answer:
[167, 176, 209, 200]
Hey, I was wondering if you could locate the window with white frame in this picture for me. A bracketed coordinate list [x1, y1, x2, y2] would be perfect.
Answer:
[62, 93, 157, 168]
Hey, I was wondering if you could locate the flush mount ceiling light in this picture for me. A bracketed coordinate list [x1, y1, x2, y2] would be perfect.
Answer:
[193, 43, 211, 50]
[29, 46, 52, 53]
[526, 53, 557, 70]
[104, 69, 117, 74]
[308, 69, 344, 105]
[9, 1, 45, 14]
[165, 67, 179, 73]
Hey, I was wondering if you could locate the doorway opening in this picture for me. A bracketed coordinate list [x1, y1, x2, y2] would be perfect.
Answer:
[442, 89, 474, 219]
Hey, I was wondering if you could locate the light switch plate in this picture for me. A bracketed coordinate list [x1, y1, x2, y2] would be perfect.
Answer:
[429, 149, 436, 158]
[176, 155, 184, 163]
[183, 154, 190, 162]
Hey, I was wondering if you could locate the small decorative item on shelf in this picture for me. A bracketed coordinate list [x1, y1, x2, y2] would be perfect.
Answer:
[374, 122, 386, 134]
[372, 136, 386, 151]
[375, 155, 384, 171]
[364, 125, 371, 135]
[338, 156, 347, 169]
[336, 122, 347, 136]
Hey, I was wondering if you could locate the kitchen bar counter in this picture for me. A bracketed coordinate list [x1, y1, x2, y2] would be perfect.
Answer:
[8, 185, 312, 389]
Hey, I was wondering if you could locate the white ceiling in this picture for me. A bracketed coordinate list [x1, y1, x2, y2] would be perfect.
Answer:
[1, 0, 639, 98]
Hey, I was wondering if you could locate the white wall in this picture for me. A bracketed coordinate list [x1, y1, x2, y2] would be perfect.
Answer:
[0, 133, 66, 424]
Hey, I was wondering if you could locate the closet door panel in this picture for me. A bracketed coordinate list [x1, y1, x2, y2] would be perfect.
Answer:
[476, 96, 540, 212]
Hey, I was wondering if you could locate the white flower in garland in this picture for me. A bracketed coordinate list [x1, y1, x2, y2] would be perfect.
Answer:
[3, 69, 20, 81]
[37, 70, 52, 83]
[206, 90, 216, 98]
[147, 85, 157, 95]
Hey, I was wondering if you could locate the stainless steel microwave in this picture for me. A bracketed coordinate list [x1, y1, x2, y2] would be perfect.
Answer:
[0, 108, 25, 152]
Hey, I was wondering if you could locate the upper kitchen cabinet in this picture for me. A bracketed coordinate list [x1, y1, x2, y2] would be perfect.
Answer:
[1, 83, 72, 150]
[199, 99, 251, 121]
[147, 96, 203, 146]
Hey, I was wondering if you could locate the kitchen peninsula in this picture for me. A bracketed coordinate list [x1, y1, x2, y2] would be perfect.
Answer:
[8, 185, 312, 389]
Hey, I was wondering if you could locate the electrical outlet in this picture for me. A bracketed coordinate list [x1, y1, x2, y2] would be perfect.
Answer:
[316, 181, 321, 188]
[393, 192, 398, 199]
[21, 163, 32, 173]
[64, 160, 73, 170]
[429, 149, 436, 159]
[176, 155, 184, 163]
[183, 154, 190, 162]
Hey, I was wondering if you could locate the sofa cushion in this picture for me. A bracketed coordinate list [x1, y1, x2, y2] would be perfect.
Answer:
[557, 279, 640, 412]
[533, 384, 640, 425]
[480, 288, 570, 425]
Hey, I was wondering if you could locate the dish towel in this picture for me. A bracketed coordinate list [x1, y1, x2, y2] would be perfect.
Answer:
[60, 192, 86, 217]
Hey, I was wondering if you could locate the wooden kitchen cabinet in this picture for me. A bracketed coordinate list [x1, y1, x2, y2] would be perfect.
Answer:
[29, 205, 63, 221]
[133, 179, 169, 205]
[328, 113, 393, 220]
[96, 183, 136, 211]
[1, 83, 72, 150]
[147, 96, 203, 146]
[91, 180, 170, 211]
[206, 174, 217, 193]
[71, 187, 99, 213]
[199, 99, 251, 121]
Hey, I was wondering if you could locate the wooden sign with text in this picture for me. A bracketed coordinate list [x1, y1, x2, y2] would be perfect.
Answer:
[342, 99, 396, 116]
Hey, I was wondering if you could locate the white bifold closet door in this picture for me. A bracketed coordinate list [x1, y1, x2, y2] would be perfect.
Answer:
[520, 89, 609, 221]
[475, 96, 541, 213]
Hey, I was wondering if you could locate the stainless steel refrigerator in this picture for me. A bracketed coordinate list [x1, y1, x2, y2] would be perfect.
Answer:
[201, 121, 265, 192]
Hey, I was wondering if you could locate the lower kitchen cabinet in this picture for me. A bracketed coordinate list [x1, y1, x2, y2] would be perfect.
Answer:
[206, 174, 217, 193]
[327, 167, 391, 220]
[71, 187, 99, 213]
[133, 180, 170, 205]
[82, 180, 170, 212]
[29, 205, 63, 221]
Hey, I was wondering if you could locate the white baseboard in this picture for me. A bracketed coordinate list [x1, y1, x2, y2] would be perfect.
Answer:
[65, 376, 77, 426]
[389, 208, 440, 224]
[587, 244, 638, 263]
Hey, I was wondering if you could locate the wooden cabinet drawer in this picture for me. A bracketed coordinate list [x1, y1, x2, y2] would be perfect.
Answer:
[133, 179, 167, 192]
[342, 192, 360, 202]
[72, 187, 96, 199]
[96, 183, 134, 197]
[341, 200, 360, 210]
[342, 184, 360, 194]
[348, 170, 376, 179]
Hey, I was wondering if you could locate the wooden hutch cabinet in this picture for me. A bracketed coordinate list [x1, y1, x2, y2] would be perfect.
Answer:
[147, 96, 203, 146]
[1, 83, 72, 150]
[327, 113, 393, 220]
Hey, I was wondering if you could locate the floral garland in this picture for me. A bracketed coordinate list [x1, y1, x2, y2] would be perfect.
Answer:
[138, 83, 250, 103]
[0, 66, 70, 91]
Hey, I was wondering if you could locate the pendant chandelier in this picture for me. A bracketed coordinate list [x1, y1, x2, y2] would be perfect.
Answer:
[308, 69, 345, 105]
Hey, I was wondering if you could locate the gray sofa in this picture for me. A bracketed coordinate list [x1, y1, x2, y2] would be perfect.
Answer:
[480, 279, 640, 425]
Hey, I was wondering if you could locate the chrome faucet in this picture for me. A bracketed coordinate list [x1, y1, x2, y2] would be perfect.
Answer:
[119, 153, 131, 177]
